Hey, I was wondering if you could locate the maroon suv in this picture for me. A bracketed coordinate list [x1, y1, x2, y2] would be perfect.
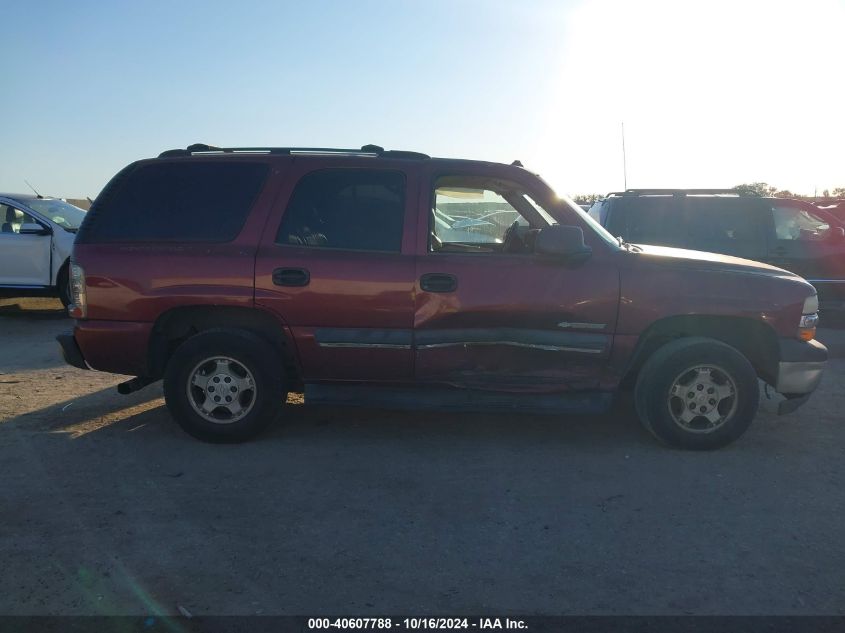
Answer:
[57, 144, 828, 449]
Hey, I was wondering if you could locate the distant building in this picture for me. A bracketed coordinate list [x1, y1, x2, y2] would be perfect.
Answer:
[64, 198, 92, 210]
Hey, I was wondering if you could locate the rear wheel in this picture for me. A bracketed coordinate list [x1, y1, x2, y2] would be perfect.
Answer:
[163, 329, 287, 442]
[634, 337, 759, 450]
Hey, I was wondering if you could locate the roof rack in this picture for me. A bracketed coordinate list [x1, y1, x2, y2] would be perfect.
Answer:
[158, 143, 430, 160]
[607, 188, 754, 197]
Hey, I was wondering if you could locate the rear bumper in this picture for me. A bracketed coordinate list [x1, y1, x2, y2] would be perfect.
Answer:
[58, 320, 153, 376]
[56, 332, 88, 370]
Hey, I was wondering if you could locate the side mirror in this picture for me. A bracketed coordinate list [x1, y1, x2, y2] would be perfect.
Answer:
[535, 225, 592, 263]
[18, 223, 52, 236]
[828, 226, 845, 242]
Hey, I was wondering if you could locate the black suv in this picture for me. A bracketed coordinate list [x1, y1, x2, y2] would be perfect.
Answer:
[589, 189, 845, 308]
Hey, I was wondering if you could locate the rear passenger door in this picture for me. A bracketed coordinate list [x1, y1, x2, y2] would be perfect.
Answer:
[255, 164, 418, 381]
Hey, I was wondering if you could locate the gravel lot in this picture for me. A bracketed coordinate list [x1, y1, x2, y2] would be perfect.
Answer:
[1, 298, 844, 616]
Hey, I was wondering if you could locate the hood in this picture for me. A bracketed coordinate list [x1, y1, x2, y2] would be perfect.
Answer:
[629, 243, 798, 278]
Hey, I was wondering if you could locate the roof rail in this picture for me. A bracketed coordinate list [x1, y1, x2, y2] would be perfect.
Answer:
[158, 143, 430, 160]
[608, 188, 753, 197]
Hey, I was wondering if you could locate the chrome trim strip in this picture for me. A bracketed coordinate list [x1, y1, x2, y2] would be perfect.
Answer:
[806, 279, 845, 284]
[416, 341, 603, 354]
[557, 321, 607, 330]
[314, 328, 413, 349]
[313, 327, 609, 354]
[317, 342, 412, 350]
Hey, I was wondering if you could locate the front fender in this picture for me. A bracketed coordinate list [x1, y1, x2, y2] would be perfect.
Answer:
[51, 228, 75, 284]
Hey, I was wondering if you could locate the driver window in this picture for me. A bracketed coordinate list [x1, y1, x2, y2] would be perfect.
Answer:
[1, 206, 35, 235]
[431, 177, 544, 254]
[772, 205, 830, 241]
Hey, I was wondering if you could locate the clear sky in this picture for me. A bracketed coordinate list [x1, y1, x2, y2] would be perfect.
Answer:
[1, 0, 843, 198]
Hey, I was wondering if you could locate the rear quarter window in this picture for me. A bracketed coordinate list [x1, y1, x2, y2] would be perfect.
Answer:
[77, 161, 269, 243]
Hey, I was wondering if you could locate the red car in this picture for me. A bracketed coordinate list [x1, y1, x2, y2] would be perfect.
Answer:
[58, 144, 827, 449]
[814, 199, 845, 223]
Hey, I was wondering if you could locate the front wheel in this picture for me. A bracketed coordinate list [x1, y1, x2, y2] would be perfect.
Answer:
[163, 329, 287, 442]
[634, 337, 759, 450]
[57, 263, 71, 308]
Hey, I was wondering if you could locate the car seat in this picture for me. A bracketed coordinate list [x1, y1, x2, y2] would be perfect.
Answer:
[2, 206, 20, 233]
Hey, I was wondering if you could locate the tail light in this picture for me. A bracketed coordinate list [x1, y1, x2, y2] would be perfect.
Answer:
[68, 260, 87, 319]
[798, 294, 818, 341]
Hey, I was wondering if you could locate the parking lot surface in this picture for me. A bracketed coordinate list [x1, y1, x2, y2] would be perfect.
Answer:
[1, 299, 844, 615]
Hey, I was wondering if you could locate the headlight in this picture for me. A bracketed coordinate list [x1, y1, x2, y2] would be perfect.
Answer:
[798, 294, 819, 341]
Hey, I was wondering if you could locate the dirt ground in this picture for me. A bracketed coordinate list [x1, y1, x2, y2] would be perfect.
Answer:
[1, 297, 844, 616]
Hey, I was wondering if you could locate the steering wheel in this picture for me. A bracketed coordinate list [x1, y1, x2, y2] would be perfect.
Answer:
[431, 232, 443, 251]
[501, 220, 523, 253]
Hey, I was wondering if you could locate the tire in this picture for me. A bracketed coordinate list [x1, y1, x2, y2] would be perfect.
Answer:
[163, 328, 287, 442]
[634, 337, 759, 450]
[57, 263, 71, 308]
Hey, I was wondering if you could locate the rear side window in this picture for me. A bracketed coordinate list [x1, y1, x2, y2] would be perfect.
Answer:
[623, 197, 684, 245]
[682, 198, 766, 252]
[276, 169, 405, 252]
[78, 162, 268, 243]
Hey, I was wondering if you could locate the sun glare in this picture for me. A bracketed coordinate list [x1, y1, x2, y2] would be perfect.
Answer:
[535, 0, 845, 196]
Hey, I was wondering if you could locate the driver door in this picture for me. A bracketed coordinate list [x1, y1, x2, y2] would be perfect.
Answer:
[765, 201, 845, 301]
[0, 204, 52, 286]
[414, 167, 619, 392]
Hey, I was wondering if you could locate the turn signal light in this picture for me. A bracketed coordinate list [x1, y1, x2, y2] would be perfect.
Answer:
[798, 312, 818, 342]
[68, 260, 87, 319]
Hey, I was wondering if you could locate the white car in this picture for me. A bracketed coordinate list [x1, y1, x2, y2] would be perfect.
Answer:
[0, 194, 86, 307]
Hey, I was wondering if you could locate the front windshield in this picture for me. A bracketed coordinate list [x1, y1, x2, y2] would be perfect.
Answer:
[549, 189, 620, 248]
[25, 199, 87, 230]
[570, 197, 620, 247]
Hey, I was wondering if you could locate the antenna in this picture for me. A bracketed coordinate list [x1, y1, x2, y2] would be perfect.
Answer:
[621, 122, 628, 190]
[24, 179, 43, 198]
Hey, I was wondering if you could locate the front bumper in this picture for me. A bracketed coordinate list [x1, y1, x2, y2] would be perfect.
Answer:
[772, 338, 827, 414]
[775, 338, 827, 395]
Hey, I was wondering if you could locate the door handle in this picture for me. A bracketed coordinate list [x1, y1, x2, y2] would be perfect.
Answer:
[272, 267, 310, 287]
[420, 272, 457, 293]
[771, 247, 788, 256]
